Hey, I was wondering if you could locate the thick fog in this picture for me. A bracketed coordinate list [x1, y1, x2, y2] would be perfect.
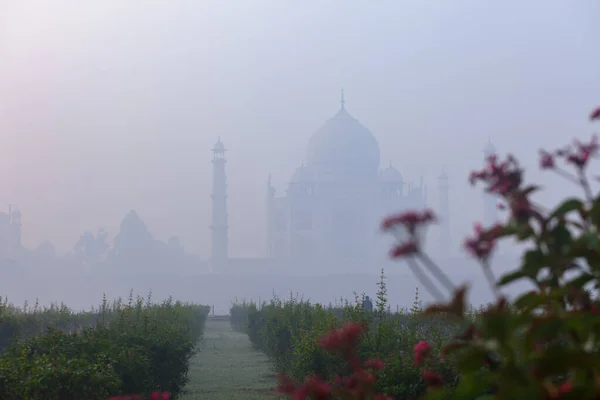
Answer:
[1, 1, 599, 312]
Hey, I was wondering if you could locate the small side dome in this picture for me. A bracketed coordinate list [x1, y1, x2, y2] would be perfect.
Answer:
[290, 163, 315, 183]
[381, 164, 403, 183]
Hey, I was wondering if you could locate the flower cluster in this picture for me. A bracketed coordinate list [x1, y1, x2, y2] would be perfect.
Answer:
[541, 135, 598, 171]
[277, 322, 391, 400]
[463, 223, 503, 262]
[469, 154, 524, 197]
[318, 320, 363, 367]
[381, 210, 436, 257]
[411, 340, 444, 388]
[543, 106, 600, 171]
[413, 340, 432, 366]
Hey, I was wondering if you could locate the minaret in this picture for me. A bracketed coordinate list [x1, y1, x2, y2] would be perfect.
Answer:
[266, 174, 275, 257]
[438, 170, 450, 253]
[483, 139, 498, 227]
[340, 88, 345, 110]
[210, 138, 228, 271]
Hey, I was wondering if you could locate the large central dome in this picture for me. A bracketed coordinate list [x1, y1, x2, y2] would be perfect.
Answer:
[306, 105, 381, 175]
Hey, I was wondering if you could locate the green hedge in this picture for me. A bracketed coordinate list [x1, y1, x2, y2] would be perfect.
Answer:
[0, 293, 209, 400]
[231, 276, 485, 399]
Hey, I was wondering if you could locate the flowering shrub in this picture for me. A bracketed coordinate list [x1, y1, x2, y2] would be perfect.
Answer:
[231, 281, 471, 399]
[0, 293, 209, 400]
[273, 106, 600, 399]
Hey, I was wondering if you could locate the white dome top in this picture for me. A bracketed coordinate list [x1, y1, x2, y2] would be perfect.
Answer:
[306, 107, 380, 175]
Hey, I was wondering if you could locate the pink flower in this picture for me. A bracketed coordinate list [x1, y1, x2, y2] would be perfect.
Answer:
[381, 210, 436, 234]
[319, 322, 363, 362]
[413, 340, 432, 366]
[539, 150, 555, 169]
[470, 155, 523, 197]
[150, 392, 170, 400]
[567, 135, 598, 169]
[464, 223, 500, 262]
[389, 242, 418, 258]
[421, 370, 443, 387]
[278, 374, 331, 400]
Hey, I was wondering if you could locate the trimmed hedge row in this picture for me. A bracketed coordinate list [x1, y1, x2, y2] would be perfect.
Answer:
[231, 280, 485, 399]
[0, 293, 209, 400]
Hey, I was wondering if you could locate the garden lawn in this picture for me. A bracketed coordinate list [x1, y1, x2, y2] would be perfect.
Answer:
[181, 318, 282, 400]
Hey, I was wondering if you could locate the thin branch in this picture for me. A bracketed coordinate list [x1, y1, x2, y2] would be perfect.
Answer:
[577, 169, 594, 204]
[406, 257, 445, 302]
[417, 252, 456, 293]
[553, 167, 581, 186]
[481, 261, 501, 299]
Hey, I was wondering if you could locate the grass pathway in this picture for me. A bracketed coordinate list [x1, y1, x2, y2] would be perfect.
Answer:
[181, 318, 282, 400]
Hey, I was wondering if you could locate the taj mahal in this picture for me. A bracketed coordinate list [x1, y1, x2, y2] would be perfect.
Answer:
[0, 93, 501, 277]
[207, 93, 499, 275]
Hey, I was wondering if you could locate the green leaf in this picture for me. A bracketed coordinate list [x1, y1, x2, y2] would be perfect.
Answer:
[547, 224, 573, 253]
[452, 371, 495, 399]
[589, 195, 600, 223]
[514, 291, 543, 310]
[422, 388, 449, 400]
[515, 223, 535, 241]
[564, 273, 595, 289]
[481, 309, 512, 344]
[497, 223, 518, 238]
[567, 243, 600, 274]
[533, 347, 597, 378]
[457, 346, 490, 372]
[496, 362, 531, 397]
[522, 185, 541, 196]
[523, 315, 562, 350]
[550, 198, 584, 220]
[519, 249, 547, 280]
[582, 231, 600, 251]
[497, 269, 531, 287]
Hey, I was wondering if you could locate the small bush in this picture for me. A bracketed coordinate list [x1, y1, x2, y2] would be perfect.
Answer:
[0, 293, 209, 400]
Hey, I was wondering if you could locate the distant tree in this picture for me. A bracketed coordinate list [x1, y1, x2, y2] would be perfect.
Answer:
[74, 229, 109, 265]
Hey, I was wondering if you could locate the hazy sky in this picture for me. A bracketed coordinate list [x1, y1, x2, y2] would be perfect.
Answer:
[1, 1, 599, 257]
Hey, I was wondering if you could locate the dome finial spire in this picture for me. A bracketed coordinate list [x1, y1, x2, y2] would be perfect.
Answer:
[340, 88, 345, 110]
[484, 137, 496, 156]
